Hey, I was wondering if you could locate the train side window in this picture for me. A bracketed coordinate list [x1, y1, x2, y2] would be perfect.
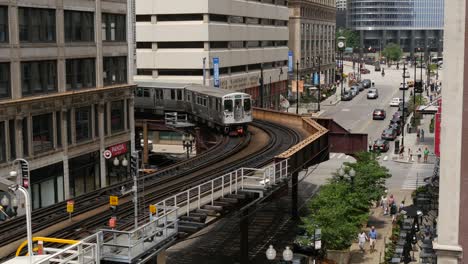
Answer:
[244, 98, 251, 111]
[224, 100, 233, 112]
[235, 99, 241, 110]
[170, 90, 175, 100]
[143, 88, 150, 97]
[186, 92, 191, 102]
[209, 98, 213, 109]
[136, 87, 143, 97]
[177, 90, 182, 100]
[203, 98, 207, 107]
[155, 89, 163, 99]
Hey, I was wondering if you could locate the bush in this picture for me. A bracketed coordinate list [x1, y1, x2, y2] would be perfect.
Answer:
[300, 152, 391, 251]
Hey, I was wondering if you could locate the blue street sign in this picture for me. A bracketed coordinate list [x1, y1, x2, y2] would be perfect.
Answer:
[288, 51, 293, 73]
[313, 73, 319, 85]
[213, 57, 220, 88]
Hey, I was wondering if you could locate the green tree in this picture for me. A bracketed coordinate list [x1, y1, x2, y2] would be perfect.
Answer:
[300, 152, 390, 251]
[336, 28, 360, 49]
[382, 43, 403, 64]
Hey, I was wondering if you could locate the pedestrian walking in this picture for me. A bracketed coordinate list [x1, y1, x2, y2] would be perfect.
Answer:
[390, 202, 398, 223]
[388, 194, 395, 207]
[421, 129, 425, 142]
[381, 193, 388, 215]
[399, 146, 405, 159]
[417, 129, 420, 143]
[424, 147, 430, 163]
[416, 148, 422, 163]
[358, 231, 368, 253]
[408, 148, 413, 162]
[368, 226, 378, 253]
[399, 200, 405, 213]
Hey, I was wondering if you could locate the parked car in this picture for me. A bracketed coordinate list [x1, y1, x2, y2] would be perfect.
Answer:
[399, 83, 409, 90]
[390, 116, 402, 125]
[389, 123, 401, 135]
[362, 79, 372, 88]
[373, 139, 390, 152]
[356, 83, 365, 91]
[390, 98, 402, 107]
[367, 88, 379, 99]
[350, 86, 359, 96]
[360, 68, 370, 74]
[381, 128, 398, 141]
[373, 109, 386, 120]
[341, 91, 353, 101]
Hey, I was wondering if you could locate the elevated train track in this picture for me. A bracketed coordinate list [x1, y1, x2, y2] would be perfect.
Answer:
[0, 120, 302, 260]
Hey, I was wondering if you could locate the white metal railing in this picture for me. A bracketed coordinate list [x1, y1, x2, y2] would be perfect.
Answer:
[164, 112, 188, 125]
[31, 233, 101, 264]
[100, 206, 178, 263]
[156, 159, 289, 218]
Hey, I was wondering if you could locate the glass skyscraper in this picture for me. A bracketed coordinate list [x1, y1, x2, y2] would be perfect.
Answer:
[346, 0, 444, 54]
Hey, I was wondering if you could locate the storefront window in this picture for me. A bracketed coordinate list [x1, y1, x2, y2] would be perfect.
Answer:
[69, 152, 100, 197]
[32, 113, 53, 153]
[75, 106, 91, 142]
[30, 162, 64, 209]
[106, 142, 129, 185]
[111, 100, 124, 133]
[0, 121, 5, 163]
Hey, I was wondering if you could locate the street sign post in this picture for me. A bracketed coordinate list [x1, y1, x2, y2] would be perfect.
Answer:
[66, 200, 74, 222]
[103, 150, 112, 159]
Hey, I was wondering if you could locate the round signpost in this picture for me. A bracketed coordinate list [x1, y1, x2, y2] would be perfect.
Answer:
[103, 150, 112, 159]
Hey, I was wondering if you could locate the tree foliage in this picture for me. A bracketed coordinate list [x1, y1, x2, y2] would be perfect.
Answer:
[382, 43, 403, 62]
[300, 152, 391, 251]
[336, 28, 360, 49]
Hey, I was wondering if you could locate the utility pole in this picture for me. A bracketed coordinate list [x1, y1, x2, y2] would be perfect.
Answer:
[260, 64, 264, 108]
[402, 62, 407, 148]
[341, 51, 344, 95]
[296, 60, 299, 115]
[202, 57, 206, 86]
[317, 56, 321, 112]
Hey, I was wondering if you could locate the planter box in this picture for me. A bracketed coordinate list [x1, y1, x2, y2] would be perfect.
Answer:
[326, 249, 351, 264]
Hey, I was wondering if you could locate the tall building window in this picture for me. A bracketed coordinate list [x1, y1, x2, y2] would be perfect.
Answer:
[66, 58, 96, 90]
[0, 6, 8, 42]
[102, 13, 126, 42]
[19, 7, 56, 43]
[64, 10, 94, 42]
[75, 106, 91, 142]
[0, 63, 10, 99]
[32, 113, 53, 153]
[0, 121, 5, 163]
[103, 56, 127, 86]
[110, 100, 124, 133]
[21, 60, 57, 96]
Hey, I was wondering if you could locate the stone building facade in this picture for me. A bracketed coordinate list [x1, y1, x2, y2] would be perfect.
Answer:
[289, 0, 337, 85]
[0, 0, 135, 211]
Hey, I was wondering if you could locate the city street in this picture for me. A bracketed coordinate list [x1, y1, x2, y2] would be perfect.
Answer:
[321, 62, 435, 191]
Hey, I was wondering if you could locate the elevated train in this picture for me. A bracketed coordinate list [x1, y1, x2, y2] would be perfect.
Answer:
[134, 82, 252, 135]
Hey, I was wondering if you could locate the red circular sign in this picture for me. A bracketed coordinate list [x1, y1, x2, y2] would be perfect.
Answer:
[103, 150, 112, 159]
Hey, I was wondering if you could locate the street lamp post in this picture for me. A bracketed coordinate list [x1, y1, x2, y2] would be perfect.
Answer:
[316, 57, 321, 112]
[265, 245, 294, 263]
[402, 61, 407, 148]
[9, 185, 33, 262]
[337, 36, 346, 97]
[182, 133, 195, 159]
[296, 60, 300, 115]
[9, 158, 30, 189]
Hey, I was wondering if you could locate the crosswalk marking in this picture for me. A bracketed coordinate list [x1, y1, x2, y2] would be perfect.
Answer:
[330, 153, 336, 159]
[402, 173, 427, 190]
[337, 153, 344, 159]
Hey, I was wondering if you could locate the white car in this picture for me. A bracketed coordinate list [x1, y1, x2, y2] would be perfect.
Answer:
[390, 98, 402, 107]
[399, 83, 409, 90]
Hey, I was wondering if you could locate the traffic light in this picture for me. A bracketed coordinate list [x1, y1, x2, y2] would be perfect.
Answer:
[20, 161, 29, 188]
[130, 152, 139, 178]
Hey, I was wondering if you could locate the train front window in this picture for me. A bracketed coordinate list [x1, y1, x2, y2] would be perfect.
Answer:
[235, 99, 242, 110]
[224, 100, 233, 112]
[244, 99, 251, 111]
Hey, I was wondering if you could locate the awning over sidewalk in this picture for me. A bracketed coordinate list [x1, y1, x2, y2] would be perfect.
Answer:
[416, 105, 438, 115]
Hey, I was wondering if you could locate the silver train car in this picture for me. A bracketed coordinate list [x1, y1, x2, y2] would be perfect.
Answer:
[134, 82, 253, 135]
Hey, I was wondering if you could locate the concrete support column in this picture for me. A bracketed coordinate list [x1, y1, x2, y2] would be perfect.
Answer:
[410, 30, 416, 58]
[98, 103, 107, 187]
[291, 171, 298, 219]
[15, 118, 24, 158]
[129, 98, 135, 152]
[95, 0, 103, 87]
[61, 109, 70, 199]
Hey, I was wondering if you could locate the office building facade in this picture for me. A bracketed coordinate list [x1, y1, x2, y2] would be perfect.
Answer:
[0, 0, 136, 211]
[347, 0, 444, 55]
[135, 0, 289, 109]
[289, 0, 337, 85]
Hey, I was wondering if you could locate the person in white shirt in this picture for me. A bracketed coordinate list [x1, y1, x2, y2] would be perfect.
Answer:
[358, 231, 368, 253]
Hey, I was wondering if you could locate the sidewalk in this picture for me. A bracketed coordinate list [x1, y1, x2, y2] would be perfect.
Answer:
[349, 189, 417, 264]
[393, 112, 436, 164]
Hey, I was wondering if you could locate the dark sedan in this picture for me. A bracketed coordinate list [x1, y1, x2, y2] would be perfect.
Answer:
[390, 116, 402, 126]
[373, 139, 390, 152]
[381, 128, 398, 140]
[362, 79, 372, 88]
[373, 109, 386, 120]
[341, 91, 353, 101]
[389, 123, 402, 135]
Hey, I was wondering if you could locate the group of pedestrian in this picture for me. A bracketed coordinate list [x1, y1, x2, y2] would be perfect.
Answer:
[358, 226, 378, 253]
[407, 147, 430, 163]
